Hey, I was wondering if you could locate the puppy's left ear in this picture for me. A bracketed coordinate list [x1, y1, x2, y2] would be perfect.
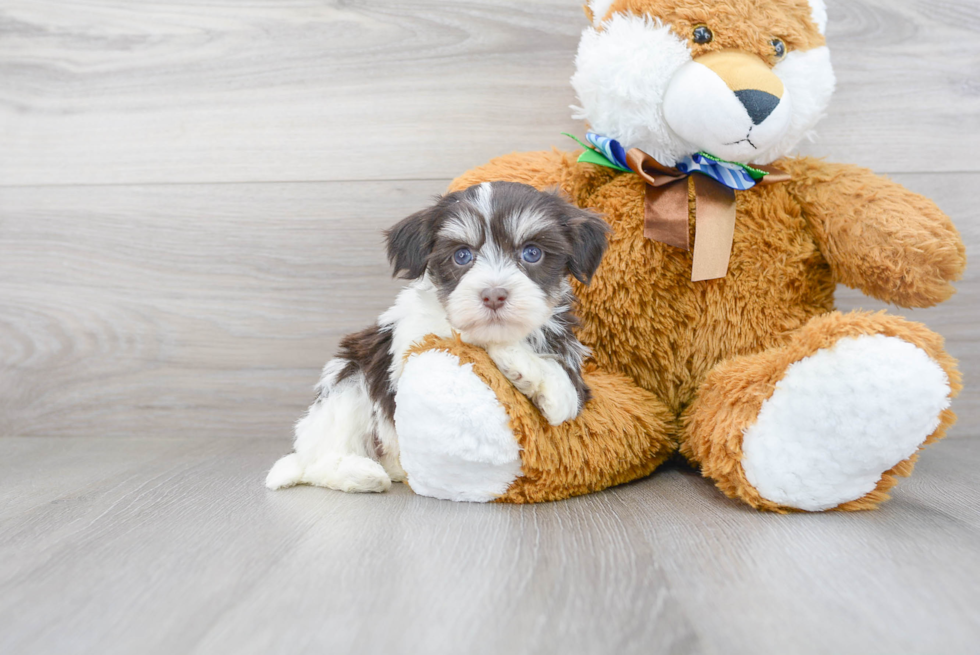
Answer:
[385, 203, 444, 279]
[565, 206, 611, 284]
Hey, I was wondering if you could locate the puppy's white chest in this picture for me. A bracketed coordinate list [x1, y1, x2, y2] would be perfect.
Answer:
[380, 279, 454, 382]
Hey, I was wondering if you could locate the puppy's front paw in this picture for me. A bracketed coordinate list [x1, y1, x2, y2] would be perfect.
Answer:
[487, 345, 537, 395]
[534, 375, 581, 426]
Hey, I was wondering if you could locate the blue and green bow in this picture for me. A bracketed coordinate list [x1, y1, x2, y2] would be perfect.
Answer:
[564, 132, 791, 281]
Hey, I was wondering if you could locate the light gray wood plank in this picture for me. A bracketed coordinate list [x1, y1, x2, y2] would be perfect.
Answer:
[612, 440, 980, 655]
[0, 180, 446, 439]
[1, 0, 978, 186]
[0, 436, 977, 655]
[2, 173, 976, 439]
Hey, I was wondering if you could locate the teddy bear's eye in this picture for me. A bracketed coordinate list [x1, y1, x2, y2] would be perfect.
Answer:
[771, 38, 787, 60]
[692, 25, 713, 44]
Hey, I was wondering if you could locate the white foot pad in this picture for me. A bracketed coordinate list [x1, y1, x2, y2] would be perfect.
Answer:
[741, 335, 951, 511]
[395, 350, 522, 502]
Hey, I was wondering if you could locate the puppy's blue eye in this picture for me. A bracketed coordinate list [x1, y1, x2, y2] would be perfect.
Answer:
[453, 247, 473, 266]
[521, 245, 542, 264]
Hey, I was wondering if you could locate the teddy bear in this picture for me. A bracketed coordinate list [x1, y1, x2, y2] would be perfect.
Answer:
[389, 0, 966, 511]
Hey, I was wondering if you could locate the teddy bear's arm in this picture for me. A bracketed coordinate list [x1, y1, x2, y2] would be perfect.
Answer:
[784, 157, 967, 308]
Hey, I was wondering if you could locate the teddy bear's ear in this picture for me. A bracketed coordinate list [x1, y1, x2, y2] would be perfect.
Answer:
[385, 203, 445, 280]
[565, 206, 611, 285]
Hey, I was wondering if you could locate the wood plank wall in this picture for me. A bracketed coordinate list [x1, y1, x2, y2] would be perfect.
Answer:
[1, 0, 977, 439]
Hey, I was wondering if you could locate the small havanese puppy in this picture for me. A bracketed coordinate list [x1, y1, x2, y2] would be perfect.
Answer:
[266, 181, 610, 494]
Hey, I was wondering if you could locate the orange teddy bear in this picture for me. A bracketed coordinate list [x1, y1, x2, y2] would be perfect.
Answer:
[391, 0, 966, 511]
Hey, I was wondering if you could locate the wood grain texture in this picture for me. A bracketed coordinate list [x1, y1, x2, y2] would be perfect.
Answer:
[0, 180, 444, 439]
[1, 0, 978, 186]
[1, 174, 976, 440]
[0, 435, 978, 655]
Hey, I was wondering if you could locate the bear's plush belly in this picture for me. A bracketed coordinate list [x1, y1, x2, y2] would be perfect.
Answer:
[572, 174, 835, 417]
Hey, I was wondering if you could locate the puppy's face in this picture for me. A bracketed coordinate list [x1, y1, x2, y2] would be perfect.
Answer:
[387, 182, 609, 345]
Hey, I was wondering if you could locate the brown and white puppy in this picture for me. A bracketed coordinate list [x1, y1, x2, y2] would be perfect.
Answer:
[266, 182, 609, 493]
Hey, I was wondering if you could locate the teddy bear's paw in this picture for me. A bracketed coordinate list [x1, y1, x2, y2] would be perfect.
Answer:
[533, 367, 581, 426]
[740, 335, 951, 511]
[395, 349, 522, 502]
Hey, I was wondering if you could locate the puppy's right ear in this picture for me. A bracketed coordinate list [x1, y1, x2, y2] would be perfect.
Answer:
[385, 204, 442, 279]
[565, 206, 611, 285]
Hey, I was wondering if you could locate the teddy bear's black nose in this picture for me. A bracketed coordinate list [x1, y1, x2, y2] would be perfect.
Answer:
[735, 89, 781, 125]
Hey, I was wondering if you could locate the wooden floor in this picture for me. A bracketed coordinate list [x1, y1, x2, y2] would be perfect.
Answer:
[2, 436, 979, 655]
[2, 0, 979, 653]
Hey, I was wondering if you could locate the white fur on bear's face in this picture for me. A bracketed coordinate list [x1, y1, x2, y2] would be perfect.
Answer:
[572, 13, 697, 167]
[662, 60, 796, 163]
[808, 0, 828, 34]
[763, 46, 836, 164]
[571, 12, 835, 166]
[587, 0, 616, 26]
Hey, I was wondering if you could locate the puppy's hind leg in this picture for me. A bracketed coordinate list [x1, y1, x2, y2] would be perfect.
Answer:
[266, 360, 391, 493]
[266, 453, 304, 490]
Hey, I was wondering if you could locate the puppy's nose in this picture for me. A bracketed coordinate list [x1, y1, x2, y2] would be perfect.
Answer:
[481, 288, 509, 311]
[734, 89, 780, 125]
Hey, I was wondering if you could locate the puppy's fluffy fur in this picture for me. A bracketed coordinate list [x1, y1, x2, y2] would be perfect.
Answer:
[266, 182, 610, 493]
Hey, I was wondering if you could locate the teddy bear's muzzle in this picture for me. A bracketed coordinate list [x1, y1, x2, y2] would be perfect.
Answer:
[663, 49, 792, 164]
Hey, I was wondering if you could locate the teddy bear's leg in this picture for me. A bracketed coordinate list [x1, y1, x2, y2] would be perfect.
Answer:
[395, 337, 677, 503]
[683, 311, 961, 512]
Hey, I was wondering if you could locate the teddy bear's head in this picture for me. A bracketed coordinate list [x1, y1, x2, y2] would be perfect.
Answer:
[571, 0, 834, 166]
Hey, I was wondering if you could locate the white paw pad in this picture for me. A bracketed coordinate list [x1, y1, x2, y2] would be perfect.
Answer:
[395, 350, 522, 502]
[741, 335, 951, 511]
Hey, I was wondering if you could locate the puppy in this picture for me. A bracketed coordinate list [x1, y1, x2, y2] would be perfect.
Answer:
[266, 181, 610, 493]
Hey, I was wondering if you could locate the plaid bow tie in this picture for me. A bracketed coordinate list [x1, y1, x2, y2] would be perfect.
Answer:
[564, 132, 791, 281]
[573, 132, 771, 190]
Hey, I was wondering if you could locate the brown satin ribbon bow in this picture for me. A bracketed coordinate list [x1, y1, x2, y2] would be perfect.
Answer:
[623, 149, 791, 282]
